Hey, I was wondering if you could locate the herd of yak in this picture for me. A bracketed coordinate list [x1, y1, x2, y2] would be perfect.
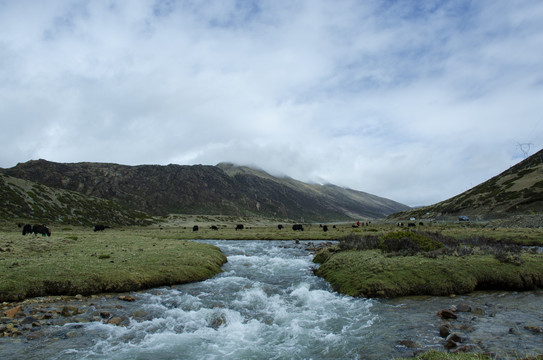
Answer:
[18, 222, 366, 236]
[18, 223, 110, 236]
[20, 223, 51, 236]
[193, 224, 328, 232]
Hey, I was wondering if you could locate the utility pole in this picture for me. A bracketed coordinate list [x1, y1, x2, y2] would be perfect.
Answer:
[517, 142, 533, 158]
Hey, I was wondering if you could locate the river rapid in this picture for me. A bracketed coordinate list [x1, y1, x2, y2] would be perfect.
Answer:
[1, 240, 542, 359]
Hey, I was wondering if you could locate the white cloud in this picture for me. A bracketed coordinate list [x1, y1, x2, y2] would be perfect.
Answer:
[1, 0, 543, 206]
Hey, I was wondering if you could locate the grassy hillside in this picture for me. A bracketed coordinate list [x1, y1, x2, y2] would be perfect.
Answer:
[4, 160, 409, 222]
[388, 149, 543, 221]
[0, 173, 154, 226]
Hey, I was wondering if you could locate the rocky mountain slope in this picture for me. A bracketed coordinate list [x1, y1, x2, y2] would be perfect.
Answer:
[0, 173, 153, 226]
[388, 149, 543, 221]
[2, 160, 409, 222]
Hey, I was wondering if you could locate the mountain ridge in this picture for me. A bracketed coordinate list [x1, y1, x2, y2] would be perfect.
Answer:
[2, 159, 410, 222]
[0, 172, 153, 225]
[387, 149, 543, 221]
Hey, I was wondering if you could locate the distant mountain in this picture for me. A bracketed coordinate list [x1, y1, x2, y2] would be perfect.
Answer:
[0, 173, 153, 226]
[2, 160, 409, 222]
[388, 149, 543, 221]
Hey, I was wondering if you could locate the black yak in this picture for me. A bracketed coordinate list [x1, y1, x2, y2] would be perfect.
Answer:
[22, 224, 32, 235]
[32, 224, 51, 236]
[93, 224, 110, 232]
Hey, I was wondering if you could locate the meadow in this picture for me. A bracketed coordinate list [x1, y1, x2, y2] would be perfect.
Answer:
[0, 225, 226, 302]
[313, 221, 543, 298]
[1, 218, 543, 303]
[2, 219, 543, 359]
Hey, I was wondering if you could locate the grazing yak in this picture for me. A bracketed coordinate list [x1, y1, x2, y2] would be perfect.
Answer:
[235, 224, 244, 230]
[323, 225, 328, 232]
[22, 224, 33, 235]
[211, 225, 218, 230]
[93, 224, 110, 232]
[277, 224, 284, 230]
[32, 224, 51, 237]
[292, 224, 304, 231]
[193, 225, 199, 232]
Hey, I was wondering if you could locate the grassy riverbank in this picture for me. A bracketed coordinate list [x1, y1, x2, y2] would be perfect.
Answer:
[314, 230, 543, 298]
[2, 219, 543, 302]
[0, 227, 226, 302]
[315, 248, 543, 298]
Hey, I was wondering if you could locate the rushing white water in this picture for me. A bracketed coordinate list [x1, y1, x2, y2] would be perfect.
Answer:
[2, 240, 543, 359]
[111, 240, 379, 360]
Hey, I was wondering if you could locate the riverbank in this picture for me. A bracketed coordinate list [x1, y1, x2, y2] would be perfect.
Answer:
[0, 228, 226, 302]
[3, 221, 543, 303]
[314, 244, 543, 298]
[1, 238, 543, 359]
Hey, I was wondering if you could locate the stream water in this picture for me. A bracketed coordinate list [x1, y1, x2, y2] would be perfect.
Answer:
[1, 240, 542, 359]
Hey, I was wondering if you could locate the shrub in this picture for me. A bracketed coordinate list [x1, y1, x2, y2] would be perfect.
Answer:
[380, 231, 444, 255]
[381, 236, 420, 255]
[494, 246, 524, 266]
[338, 234, 380, 251]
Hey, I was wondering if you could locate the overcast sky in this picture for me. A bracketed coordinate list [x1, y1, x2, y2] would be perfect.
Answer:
[1, 0, 543, 207]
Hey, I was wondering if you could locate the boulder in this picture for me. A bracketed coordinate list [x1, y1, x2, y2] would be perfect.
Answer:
[472, 307, 485, 316]
[447, 333, 463, 343]
[60, 305, 79, 317]
[396, 340, 419, 348]
[106, 317, 123, 326]
[439, 324, 451, 338]
[4, 305, 22, 318]
[20, 316, 37, 325]
[445, 338, 459, 349]
[99, 311, 112, 319]
[118, 295, 135, 302]
[437, 309, 457, 320]
[456, 303, 472, 312]
[524, 325, 543, 334]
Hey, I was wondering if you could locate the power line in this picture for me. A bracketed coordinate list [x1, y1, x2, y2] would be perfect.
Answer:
[517, 142, 533, 158]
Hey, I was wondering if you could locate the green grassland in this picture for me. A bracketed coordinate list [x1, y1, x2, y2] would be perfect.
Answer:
[154, 216, 543, 244]
[314, 248, 543, 298]
[313, 222, 543, 298]
[2, 218, 543, 303]
[0, 226, 226, 302]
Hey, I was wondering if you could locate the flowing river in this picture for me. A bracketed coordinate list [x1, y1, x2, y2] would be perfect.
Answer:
[1, 240, 542, 359]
